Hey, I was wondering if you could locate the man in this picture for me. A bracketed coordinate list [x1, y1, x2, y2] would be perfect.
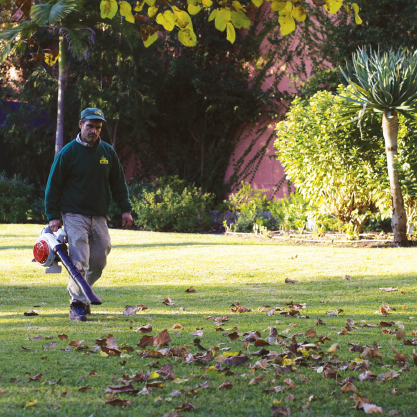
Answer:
[45, 107, 133, 321]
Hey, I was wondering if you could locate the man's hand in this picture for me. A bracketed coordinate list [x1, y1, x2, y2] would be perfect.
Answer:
[122, 212, 133, 229]
[49, 219, 62, 232]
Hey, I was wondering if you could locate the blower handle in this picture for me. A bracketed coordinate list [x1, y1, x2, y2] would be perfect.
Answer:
[53, 244, 102, 305]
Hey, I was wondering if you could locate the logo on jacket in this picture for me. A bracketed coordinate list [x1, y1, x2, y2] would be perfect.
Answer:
[100, 156, 109, 164]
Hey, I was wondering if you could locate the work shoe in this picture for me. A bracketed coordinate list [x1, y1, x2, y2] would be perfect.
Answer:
[83, 303, 91, 315]
[69, 304, 87, 322]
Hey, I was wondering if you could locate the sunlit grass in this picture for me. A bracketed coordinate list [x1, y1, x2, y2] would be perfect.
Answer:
[1, 224, 417, 416]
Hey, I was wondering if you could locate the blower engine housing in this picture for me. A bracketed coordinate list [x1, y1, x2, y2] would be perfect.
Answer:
[33, 226, 102, 305]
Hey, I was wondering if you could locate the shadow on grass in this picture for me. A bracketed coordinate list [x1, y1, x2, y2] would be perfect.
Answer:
[112, 241, 278, 249]
[1, 272, 416, 319]
[0, 245, 34, 250]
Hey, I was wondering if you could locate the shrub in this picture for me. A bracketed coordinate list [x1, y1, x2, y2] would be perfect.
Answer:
[132, 176, 214, 233]
[227, 181, 269, 212]
[275, 87, 389, 234]
[226, 182, 277, 233]
[108, 180, 151, 228]
[0, 173, 35, 223]
[268, 193, 309, 232]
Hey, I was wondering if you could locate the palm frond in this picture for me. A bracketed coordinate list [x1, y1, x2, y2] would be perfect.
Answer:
[339, 47, 417, 117]
[60, 25, 95, 60]
[31, 0, 82, 26]
[0, 21, 41, 63]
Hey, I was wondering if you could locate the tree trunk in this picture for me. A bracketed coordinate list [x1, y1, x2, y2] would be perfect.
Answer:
[382, 111, 409, 246]
[55, 35, 66, 155]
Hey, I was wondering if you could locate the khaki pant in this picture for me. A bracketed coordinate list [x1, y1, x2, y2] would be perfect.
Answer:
[62, 213, 111, 304]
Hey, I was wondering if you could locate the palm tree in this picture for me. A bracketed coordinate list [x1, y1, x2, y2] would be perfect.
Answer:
[339, 47, 417, 247]
[0, 0, 95, 154]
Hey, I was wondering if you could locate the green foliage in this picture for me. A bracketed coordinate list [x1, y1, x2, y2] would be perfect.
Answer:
[294, 0, 417, 97]
[227, 181, 269, 211]
[0, 172, 35, 223]
[225, 182, 277, 233]
[0, 99, 56, 189]
[340, 47, 417, 117]
[275, 85, 417, 234]
[132, 176, 214, 232]
[268, 192, 309, 232]
[107, 180, 150, 227]
[1, 0, 296, 202]
[230, 201, 277, 233]
[275, 87, 389, 234]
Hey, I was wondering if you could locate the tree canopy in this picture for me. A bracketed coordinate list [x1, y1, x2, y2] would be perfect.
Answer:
[1, 0, 362, 60]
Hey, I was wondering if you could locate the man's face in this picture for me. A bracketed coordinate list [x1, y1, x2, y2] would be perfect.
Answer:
[79, 119, 103, 145]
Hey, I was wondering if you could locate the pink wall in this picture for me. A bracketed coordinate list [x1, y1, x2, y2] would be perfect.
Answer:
[224, 35, 314, 199]
[123, 12, 317, 199]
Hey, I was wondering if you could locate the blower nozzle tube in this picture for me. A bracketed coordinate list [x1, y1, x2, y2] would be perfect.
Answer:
[53, 244, 102, 305]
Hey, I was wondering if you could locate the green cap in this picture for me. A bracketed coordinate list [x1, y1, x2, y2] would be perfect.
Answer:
[80, 107, 106, 122]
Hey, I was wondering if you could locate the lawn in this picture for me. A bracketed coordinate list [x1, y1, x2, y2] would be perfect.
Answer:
[1, 224, 417, 416]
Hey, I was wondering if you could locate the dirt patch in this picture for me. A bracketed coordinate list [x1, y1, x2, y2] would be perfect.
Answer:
[225, 231, 417, 248]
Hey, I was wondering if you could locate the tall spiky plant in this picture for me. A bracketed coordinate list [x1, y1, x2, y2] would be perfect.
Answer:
[0, 0, 95, 154]
[339, 47, 417, 246]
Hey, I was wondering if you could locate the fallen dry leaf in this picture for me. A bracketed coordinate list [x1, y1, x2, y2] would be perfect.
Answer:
[362, 403, 383, 414]
[24, 311, 38, 316]
[249, 374, 264, 384]
[327, 343, 339, 353]
[343, 275, 351, 280]
[28, 335, 42, 341]
[58, 333, 68, 341]
[378, 370, 401, 382]
[174, 403, 195, 411]
[136, 324, 153, 333]
[285, 278, 298, 284]
[322, 369, 339, 379]
[305, 329, 316, 338]
[69, 340, 84, 348]
[105, 398, 132, 406]
[224, 331, 239, 340]
[101, 346, 122, 356]
[341, 382, 357, 392]
[153, 329, 171, 348]
[21, 345, 31, 351]
[123, 306, 139, 316]
[222, 354, 249, 366]
[390, 344, 407, 362]
[137, 335, 154, 348]
[218, 380, 233, 389]
[105, 384, 138, 393]
[271, 405, 291, 416]
[396, 330, 406, 340]
[185, 286, 196, 293]
[326, 309, 343, 316]
[162, 297, 175, 306]
[379, 321, 395, 327]
[359, 371, 377, 381]
[379, 287, 397, 292]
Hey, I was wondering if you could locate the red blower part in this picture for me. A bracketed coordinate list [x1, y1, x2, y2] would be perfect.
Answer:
[33, 240, 49, 264]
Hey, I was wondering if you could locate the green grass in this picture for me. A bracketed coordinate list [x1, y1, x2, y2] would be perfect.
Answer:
[1, 224, 417, 416]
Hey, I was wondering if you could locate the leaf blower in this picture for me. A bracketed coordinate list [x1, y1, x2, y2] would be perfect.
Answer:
[33, 226, 102, 305]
